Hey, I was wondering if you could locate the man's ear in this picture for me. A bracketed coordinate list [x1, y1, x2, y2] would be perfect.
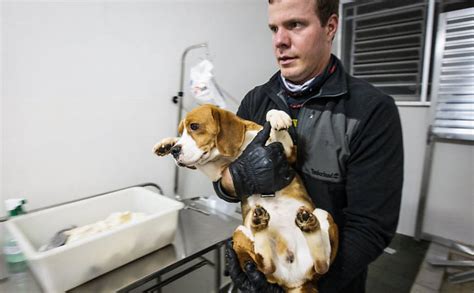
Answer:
[326, 13, 338, 42]
[178, 119, 185, 135]
[213, 107, 246, 157]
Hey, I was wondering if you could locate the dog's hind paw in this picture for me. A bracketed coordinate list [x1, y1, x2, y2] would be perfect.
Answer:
[295, 206, 320, 233]
[153, 137, 178, 156]
[251, 205, 270, 232]
[266, 109, 292, 131]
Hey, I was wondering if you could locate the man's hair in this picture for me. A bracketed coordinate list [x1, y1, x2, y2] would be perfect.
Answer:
[268, 0, 339, 27]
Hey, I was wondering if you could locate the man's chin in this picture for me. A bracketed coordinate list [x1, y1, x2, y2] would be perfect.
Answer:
[280, 70, 303, 84]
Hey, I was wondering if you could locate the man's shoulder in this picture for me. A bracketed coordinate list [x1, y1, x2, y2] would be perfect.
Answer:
[237, 72, 282, 122]
[347, 75, 392, 102]
[344, 74, 397, 114]
[245, 72, 280, 100]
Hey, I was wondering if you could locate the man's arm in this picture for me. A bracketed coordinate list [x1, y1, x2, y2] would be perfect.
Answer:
[319, 96, 404, 292]
[212, 167, 239, 202]
[220, 168, 237, 196]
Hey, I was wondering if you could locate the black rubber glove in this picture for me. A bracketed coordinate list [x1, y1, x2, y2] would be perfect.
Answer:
[224, 240, 284, 293]
[229, 122, 295, 198]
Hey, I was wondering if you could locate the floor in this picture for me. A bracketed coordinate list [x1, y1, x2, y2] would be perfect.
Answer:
[367, 233, 430, 293]
[439, 248, 474, 293]
[401, 237, 474, 293]
[440, 275, 474, 293]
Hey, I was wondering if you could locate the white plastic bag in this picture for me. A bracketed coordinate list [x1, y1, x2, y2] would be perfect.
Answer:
[189, 59, 227, 108]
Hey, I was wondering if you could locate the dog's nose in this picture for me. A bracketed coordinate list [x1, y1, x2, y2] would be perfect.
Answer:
[171, 145, 182, 159]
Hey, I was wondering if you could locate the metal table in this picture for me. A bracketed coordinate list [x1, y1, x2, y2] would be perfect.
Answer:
[0, 184, 241, 292]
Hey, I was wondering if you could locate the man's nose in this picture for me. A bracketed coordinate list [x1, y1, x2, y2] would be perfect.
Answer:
[274, 29, 290, 49]
[171, 145, 182, 159]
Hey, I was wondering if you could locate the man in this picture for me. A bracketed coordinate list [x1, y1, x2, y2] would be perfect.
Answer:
[213, 0, 404, 292]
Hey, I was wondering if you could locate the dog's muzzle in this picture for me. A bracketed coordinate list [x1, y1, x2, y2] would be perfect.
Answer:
[171, 145, 181, 159]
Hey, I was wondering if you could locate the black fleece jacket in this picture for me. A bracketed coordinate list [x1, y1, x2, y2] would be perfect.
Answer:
[236, 56, 404, 292]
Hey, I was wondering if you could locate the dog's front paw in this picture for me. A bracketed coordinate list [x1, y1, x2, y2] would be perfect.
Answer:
[153, 137, 178, 156]
[266, 109, 292, 131]
[295, 206, 320, 233]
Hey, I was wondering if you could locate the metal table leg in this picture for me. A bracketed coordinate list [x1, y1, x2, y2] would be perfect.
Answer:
[215, 244, 222, 292]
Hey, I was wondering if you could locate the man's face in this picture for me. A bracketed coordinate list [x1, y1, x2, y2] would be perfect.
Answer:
[268, 0, 337, 84]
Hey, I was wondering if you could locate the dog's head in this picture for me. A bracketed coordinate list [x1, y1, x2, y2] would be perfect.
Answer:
[170, 104, 246, 167]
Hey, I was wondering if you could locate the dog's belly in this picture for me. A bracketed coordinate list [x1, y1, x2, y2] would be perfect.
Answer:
[246, 194, 315, 287]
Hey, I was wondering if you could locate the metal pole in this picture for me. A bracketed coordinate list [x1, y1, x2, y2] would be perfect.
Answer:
[420, 0, 435, 102]
[172, 43, 209, 197]
[414, 128, 435, 241]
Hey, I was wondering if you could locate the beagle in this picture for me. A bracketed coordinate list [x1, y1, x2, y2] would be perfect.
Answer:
[154, 104, 338, 292]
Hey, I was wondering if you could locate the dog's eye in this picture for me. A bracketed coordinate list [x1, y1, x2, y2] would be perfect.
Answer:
[190, 123, 199, 131]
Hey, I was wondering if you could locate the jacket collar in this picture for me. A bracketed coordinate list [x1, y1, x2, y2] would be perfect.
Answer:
[317, 56, 348, 98]
[266, 55, 348, 104]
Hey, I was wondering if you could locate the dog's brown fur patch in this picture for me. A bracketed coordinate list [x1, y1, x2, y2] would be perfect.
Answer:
[279, 176, 314, 208]
[232, 229, 256, 269]
[315, 260, 328, 275]
[182, 106, 219, 154]
[327, 213, 339, 263]
[288, 145, 298, 164]
[184, 105, 263, 158]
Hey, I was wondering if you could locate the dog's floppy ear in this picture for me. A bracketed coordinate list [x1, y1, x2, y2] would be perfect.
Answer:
[212, 107, 246, 157]
[178, 119, 185, 135]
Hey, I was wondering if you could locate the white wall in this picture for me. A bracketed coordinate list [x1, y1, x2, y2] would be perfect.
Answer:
[396, 106, 473, 244]
[396, 107, 430, 236]
[0, 1, 4, 218]
[1, 0, 275, 214]
[423, 142, 474, 244]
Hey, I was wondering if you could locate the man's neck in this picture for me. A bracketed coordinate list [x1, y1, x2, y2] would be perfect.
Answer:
[281, 75, 316, 93]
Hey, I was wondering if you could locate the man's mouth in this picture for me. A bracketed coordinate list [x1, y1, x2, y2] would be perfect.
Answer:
[278, 56, 296, 65]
